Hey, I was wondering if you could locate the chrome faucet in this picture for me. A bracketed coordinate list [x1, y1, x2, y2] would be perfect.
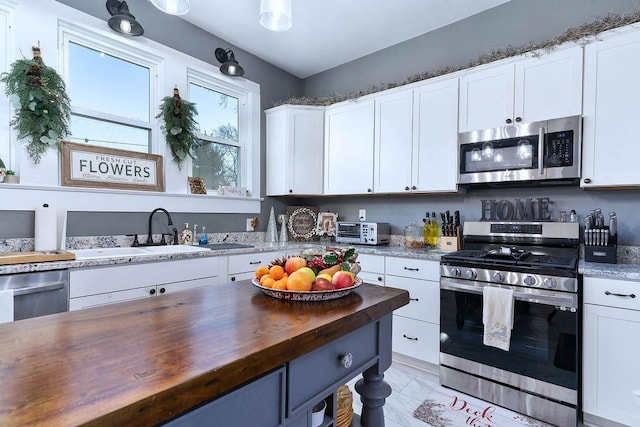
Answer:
[146, 208, 178, 245]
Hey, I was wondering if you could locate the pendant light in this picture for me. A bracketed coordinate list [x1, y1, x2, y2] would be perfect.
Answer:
[105, 0, 144, 36]
[149, 0, 190, 16]
[259, 0, 292, 32]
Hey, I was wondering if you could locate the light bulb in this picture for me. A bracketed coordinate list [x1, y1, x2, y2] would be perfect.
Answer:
[227, 65, 237, 75]
[119, 19, 132, 34]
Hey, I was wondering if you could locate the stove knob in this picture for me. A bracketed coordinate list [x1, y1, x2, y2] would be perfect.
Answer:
[452, 268, 461, 278]
[543, 278, 557, 289]
[493, 272, 505, 283]
[524, 276, 536, 286]
[466, 270, 477, 280]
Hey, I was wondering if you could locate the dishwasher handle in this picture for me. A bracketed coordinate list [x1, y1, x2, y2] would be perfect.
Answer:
[13, 282, 66, 296]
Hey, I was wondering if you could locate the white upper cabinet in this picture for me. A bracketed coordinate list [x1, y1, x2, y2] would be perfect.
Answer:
[324, 100, 375, 195]
[459, 45, 583, 132]
[582, 25, 640, 188]
[265, 105, 325, 196]
[373, 89, 414, 193]
[412, 77, 459, 193]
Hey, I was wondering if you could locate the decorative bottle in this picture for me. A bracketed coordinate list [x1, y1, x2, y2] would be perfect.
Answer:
[180, 223, 193, 245]
[199, 226, 209, 245]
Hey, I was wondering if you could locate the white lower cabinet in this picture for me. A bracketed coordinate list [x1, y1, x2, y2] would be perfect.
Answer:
[385, 256, 440, 365]
[357, 253, 385, 286]
[583, 277, 640, 427]
[226, 251, 281, 282]
[69, 257, 220, 310]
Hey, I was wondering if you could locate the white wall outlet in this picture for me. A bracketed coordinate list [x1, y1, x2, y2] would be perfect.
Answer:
[359, 209, 366, 221]
[246, 218, 255, 232]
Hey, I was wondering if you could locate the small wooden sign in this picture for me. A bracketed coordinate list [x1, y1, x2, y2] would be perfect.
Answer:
[61, 142, 164, 192]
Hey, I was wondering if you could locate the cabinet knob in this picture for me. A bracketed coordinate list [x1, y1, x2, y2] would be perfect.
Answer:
[584, 178, 592, 184]
[367, 188, 372, 193]
[159, 287, 166, 294]
[515, 117, 522, 122]
[505, 118, 512, 124]
[288, 189, 293, 193]
[377, 276, 383, 282]
[149, 288, 156, 295]
[338, 352, 353, 369]
[231, 276, 236, 281]
[405, 186, 410, 191]
[411, 185, 416, 190]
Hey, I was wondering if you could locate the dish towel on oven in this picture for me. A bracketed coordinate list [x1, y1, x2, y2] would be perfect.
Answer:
[482, 286, 514, 351]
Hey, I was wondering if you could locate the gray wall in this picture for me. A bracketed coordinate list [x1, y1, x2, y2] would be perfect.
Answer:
[299, 0, 640, 246]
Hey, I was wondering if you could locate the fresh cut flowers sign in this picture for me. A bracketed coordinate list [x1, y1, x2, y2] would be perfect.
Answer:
[61, 142, 164, 192]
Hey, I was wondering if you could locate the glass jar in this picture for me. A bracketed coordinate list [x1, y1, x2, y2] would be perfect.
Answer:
[404, 221, 424, 248]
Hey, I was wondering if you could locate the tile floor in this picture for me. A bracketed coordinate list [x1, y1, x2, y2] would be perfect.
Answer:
[345, 357, 586, 427]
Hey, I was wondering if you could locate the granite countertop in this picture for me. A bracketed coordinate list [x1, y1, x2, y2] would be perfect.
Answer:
[2, 240, 638, 281]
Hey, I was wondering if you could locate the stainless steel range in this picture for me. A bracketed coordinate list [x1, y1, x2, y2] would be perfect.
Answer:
[439, 221, 580, 427]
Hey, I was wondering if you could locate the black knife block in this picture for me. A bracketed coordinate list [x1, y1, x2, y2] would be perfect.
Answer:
[585, 244, 617, 264]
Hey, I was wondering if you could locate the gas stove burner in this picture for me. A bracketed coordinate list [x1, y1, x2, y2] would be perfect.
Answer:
[486, 246, 530, 261]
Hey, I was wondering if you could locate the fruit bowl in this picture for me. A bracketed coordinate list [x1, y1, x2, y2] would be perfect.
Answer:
[251, 277, 363, 301]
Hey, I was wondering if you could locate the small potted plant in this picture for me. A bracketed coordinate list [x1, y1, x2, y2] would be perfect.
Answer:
[4, 169, 18, 183]
[0, 158, 5, 183]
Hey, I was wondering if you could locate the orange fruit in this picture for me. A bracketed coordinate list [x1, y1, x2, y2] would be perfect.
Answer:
[260, 274, 271, 285]
[272, 279, 288, 290]
[269, 265, 285, 280]
[255, 265, 270, 279]
[287, 270, 313, 292]
[262, 277, 276, 288]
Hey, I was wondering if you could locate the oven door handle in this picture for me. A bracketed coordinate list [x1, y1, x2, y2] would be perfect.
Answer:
[440, 279, 578, 309]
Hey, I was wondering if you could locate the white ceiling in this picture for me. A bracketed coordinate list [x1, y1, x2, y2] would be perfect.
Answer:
[180, 0, 512, 78]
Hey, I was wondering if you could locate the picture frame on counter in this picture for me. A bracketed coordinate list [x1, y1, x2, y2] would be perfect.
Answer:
[188, 177, 207, 194]
[60, 142, 164, 192]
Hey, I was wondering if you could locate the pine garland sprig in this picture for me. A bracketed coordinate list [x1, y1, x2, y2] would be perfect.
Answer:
[156, 87, 199, 170]
[0, 47, 71, 163]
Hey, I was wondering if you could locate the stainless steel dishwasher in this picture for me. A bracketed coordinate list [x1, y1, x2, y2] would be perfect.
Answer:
[0, 270, 69, 320]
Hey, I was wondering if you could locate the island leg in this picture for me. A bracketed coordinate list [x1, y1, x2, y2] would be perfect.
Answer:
[354, 365, 392, 427]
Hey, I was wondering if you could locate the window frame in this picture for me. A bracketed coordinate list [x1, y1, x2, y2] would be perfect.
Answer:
[187, 67, 251, 195]
[0, 0, 17, 169]
[58, 21, 162, 156]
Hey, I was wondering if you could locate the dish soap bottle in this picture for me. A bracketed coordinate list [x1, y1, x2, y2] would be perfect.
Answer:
[199, 226, 209, 245]
[180, 223, 193, 245]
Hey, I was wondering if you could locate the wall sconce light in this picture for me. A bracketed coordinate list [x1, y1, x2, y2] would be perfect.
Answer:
[106, 0, 144, 36]
[149, 0, 190, 16]
[215, 48, 245, 77]
[259, 0, 292, 32]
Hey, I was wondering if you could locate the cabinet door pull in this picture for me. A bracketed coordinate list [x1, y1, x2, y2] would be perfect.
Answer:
[409, 297, 419, 302]
[249, 261, 261, 265]
[402, 334, 418, 341]
[377, 276, 383, 282]
[404, 266, 419, 271]
[605, 290, 636, 298]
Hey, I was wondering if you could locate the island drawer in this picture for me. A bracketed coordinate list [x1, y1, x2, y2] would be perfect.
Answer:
[288, 321, 378, 412]
[385, 256, 439, 281]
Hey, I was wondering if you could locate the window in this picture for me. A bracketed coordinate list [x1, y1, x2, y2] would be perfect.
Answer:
[0, 3, 13, 166]
[188, 71, 249, 193]
[61, 26, 159, 154]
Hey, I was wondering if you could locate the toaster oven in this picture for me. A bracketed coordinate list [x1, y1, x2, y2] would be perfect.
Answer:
[335, 222, 390, 245]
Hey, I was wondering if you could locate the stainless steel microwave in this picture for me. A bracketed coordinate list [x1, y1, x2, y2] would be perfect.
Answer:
[457, 115, 581, 185]
[335, 222, 390, 245]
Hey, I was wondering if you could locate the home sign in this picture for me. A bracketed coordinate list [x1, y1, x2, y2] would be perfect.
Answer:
[61, 142, 164, 192]
[480, 198, 552, 221]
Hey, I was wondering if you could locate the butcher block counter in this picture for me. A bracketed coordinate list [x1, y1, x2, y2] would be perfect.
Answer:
[0, 280, 409, 426]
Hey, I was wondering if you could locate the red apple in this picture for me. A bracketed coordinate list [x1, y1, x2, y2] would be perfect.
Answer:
[312, 277, 335, 291]
[284, 257, 307, 274]
[332, 271, 355, 289]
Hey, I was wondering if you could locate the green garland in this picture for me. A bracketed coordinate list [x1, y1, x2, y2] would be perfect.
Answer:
[0, 47, 71, 163]
[157, 87, 198, 170]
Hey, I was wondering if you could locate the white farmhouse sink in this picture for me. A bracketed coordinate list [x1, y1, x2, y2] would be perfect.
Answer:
[70, 247, 151, 259]
[70, 245, 210, 259]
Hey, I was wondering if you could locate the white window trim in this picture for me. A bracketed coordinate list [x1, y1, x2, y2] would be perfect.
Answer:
[0, 0, 262, 214]
[0, 0, 17, 170]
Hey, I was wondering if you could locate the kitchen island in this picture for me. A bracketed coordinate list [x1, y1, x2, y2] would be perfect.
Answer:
[0, 280, 409, 426]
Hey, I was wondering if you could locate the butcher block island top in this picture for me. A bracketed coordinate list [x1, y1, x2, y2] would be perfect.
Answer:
[0, 280, 409, 426]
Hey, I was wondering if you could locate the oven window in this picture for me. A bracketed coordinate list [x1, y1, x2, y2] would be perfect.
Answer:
[440, 288, 577, 390]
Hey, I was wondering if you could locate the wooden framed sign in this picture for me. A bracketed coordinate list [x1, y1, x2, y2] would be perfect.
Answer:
[61, 142, 164, 192]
